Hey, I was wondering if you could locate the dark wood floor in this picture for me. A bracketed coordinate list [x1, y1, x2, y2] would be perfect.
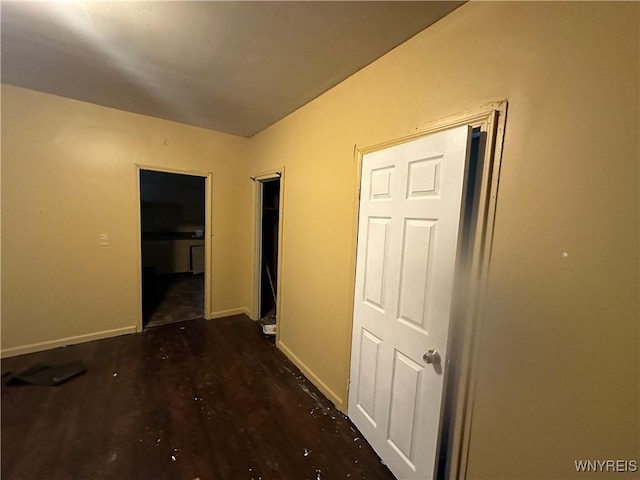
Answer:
[143, 272, 204, 328]
[1, 315, 394, 480]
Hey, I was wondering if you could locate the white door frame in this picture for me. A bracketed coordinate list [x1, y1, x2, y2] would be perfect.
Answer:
[347, 101, 507, 479]
[135, 164, 214, 332]
[252, 168, 285, 340]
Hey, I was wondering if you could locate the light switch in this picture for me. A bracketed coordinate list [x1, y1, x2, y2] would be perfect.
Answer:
[99, 234, 109, 246]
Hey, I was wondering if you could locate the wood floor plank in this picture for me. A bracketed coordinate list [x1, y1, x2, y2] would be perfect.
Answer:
[1, 315, 394, 480]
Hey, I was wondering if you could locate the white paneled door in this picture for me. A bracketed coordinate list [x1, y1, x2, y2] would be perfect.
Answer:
[349, 126, 471, 480]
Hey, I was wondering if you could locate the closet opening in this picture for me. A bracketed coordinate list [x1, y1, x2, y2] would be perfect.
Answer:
[255, 175, 282, 335]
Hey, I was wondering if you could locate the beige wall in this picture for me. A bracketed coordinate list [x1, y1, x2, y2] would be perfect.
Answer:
[1, 85, 251, 355]
[247, 2, 639, 478]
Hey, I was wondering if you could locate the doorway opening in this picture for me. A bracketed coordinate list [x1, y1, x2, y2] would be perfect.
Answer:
[254, 173, 282, 335]
[139, 169, 207, 329]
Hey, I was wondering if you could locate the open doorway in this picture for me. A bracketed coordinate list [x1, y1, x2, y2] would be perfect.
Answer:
[140, 170, 206, 329]
[255, 174, 282, 334]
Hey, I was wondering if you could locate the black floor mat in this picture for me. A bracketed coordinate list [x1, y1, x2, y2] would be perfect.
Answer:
[5, 361, 86, 386]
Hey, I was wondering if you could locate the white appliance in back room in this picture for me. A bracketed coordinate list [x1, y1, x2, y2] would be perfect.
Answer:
[190, 244, 205, 275]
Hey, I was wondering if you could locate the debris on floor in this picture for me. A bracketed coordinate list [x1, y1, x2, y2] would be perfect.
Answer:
[259, 307, 277, 336]
[4, 360, 86, 386]
[259, 308, 277, 326]
[262, 324, 277, 336]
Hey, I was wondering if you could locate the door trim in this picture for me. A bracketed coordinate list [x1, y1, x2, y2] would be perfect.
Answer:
[252, 167, 285, 344]
[135, 164, 214, 332]
[346, 100, 508, 479]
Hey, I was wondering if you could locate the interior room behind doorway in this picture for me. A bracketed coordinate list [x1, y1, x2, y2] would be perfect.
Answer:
[140, 170, 206, 328]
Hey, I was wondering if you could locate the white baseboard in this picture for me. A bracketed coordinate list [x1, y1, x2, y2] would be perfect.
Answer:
[209, 307, 251, 319]
[1, 326, 137, 358]
[278, 340, 345, 412]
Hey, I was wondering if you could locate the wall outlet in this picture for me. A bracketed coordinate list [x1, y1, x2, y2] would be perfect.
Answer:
[99, 234, 109, 246]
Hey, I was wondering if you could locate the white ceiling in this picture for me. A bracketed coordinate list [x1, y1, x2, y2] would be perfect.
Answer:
[1, 1, 463, 137]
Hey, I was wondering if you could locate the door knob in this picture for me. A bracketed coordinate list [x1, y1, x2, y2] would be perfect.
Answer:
[423, 349, 441, 365]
